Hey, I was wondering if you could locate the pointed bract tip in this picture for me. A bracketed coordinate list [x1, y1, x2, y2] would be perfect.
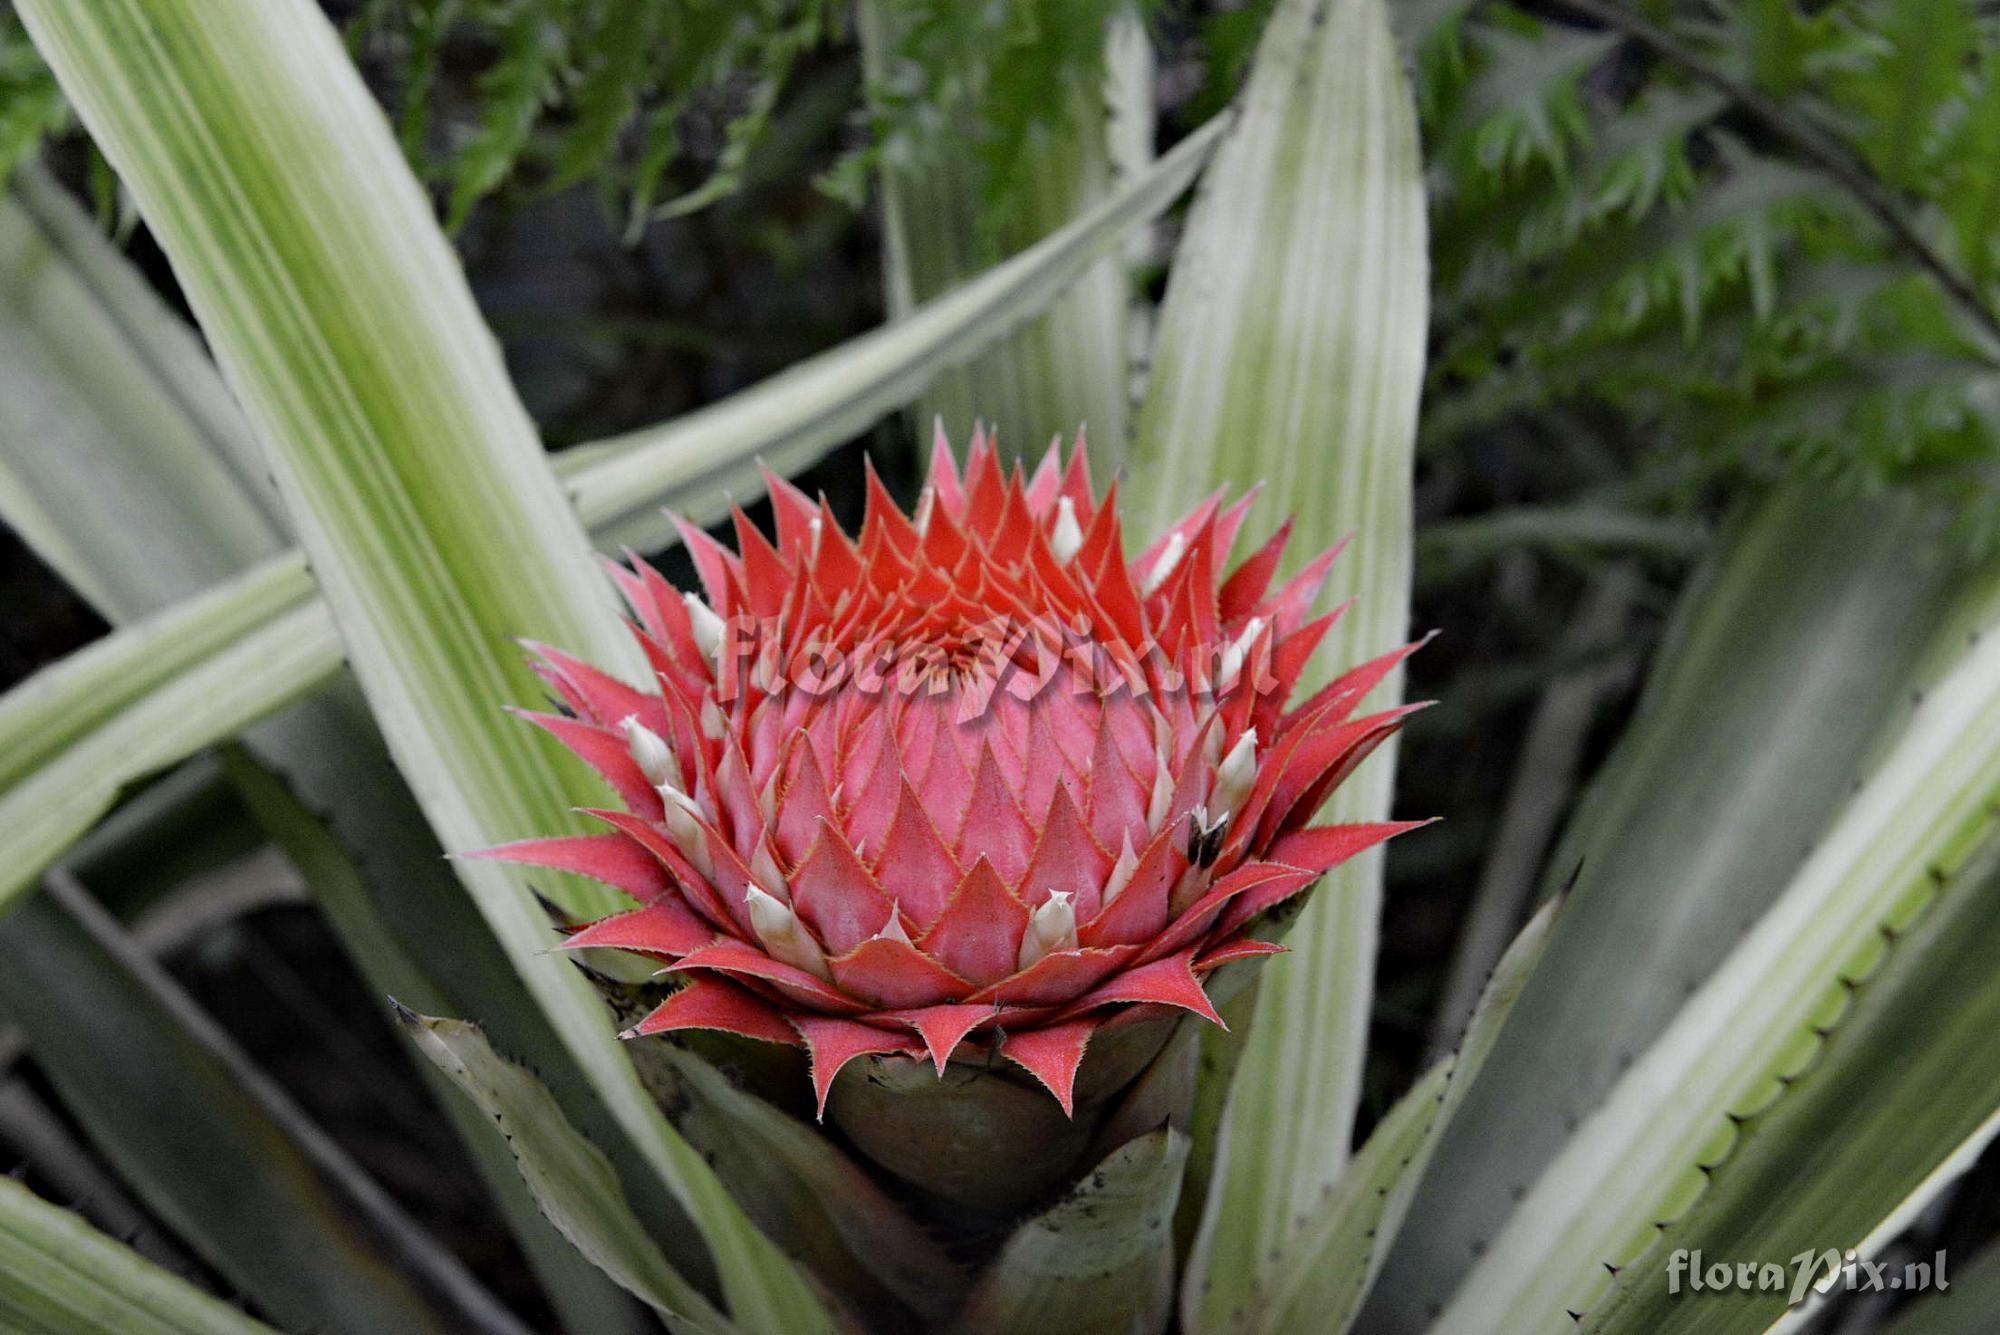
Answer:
[529, 887, 576, 927]
[1002, 1022, 1092, 1117]
[385, 996, 423, 1030]
[874, 903, 913, 945]
[497, 437, 1432, 1120]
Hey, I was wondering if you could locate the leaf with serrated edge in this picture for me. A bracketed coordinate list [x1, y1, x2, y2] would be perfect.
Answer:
[949, 1128, 1190, 1335]
[1242, 1065, 1447, 1335]
[13, 0, 828, 1325]
[0, 162, 647, 1333]
[0, 1176, 276, 1335]
[403, 1012, 731, 1331]
[1582, 832, 2000, 1334]
[1251, 899, 1559, 1334]
[1366, 487, 1982, 1331]
[226, 752, 654, 1332]
[0, 873, 523, 1335]
[1429, 583, 2000, 1332]
[1133, 0, 1428, 1327]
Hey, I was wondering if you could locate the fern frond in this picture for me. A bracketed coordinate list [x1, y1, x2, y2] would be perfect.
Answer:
[1412, 0, 2000, 509]
[445, 0, 569, 230]
[1435, 12, 1617, 192]
[0, 9, 63, 180]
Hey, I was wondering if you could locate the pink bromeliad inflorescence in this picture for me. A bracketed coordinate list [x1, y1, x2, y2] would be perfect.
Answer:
[473, 430, 1427, 1117]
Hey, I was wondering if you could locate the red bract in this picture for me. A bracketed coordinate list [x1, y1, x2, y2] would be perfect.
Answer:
[474, 431, 1426, 1117]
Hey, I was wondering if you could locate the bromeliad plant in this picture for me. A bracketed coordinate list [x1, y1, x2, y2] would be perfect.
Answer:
[481, 433, 1423, 1217]
[7, 0, 2000, 1333]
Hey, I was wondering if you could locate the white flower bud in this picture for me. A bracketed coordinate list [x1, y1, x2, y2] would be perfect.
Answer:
[1213, 727, 1258, 818]
[1017, 891, 1079, 970]
[750, 841, 788, 900]
[1141, 531, 1187, 596]
[745, 882, 830, 980]
[682, 592, 726, 666]
[1146, 748, 1175, 830]
[1216, 616, 1265, 694]
[1102, 835, 1139, 906]
[1050, 496, 1084, 565]
[659, 783, 714, 877]
[873, 905, 911, 944]
[618, 715, 679, 790]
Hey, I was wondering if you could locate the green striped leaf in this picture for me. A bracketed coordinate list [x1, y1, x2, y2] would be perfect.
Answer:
[1251, 1065, 1450, 1335]
[1128, 0, 1428, 1326]
[0, 553, 311, 796]
[1428, 573, 2000, 1330]
[1248, 899, 1560, 1335]
[0, 1176, 274, 1335]
[949, 1129, 1190, 1334]
[1583, 840, 2000, 1332]
[223, 753, 653, 1334]
[0, 107, 1228, 915]
[402, 1012, 732, 1332]
[0, 556, 332, 909]
[0, 153, 648, 1335]
[863, 2, 1149, 467]
[563, 111, 1224, 549]
[0, 165, 282, 621]
[1365, 487, 1983, 1330]
[13, 0, 824, 1325]
[0, 871, 524, 1335]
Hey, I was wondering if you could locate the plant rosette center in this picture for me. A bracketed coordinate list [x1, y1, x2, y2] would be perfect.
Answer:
[476, 432, 1425, 1206]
